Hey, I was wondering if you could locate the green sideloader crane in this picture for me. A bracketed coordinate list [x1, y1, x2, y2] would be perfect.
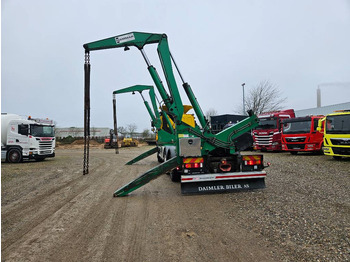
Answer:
[112, 84, 177, 166]
[112, 84, 196, 183]
[83, 32, 267, 196]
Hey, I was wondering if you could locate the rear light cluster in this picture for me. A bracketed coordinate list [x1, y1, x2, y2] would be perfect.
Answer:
[245, 159, 262, 166]
[185, 162, 203, 169]
[242, 155, 263, 171]
[183, 157, 203, 169]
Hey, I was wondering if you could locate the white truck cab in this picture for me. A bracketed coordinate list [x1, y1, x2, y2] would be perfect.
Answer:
[1, 113, 55, 163]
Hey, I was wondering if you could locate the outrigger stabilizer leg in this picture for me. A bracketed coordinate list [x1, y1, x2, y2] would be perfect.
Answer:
[125, 146, 158, 165]
[113, 156, 180, 197]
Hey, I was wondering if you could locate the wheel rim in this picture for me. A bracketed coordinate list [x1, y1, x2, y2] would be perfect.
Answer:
[10, 151, 20, 162]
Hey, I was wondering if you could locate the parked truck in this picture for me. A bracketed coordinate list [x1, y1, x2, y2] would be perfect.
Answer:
[1, 113, 55, 163]
[318, 110, 350, 159]
[83, 32, 268, 196]
[281, 115, 324, 154]
[252, 109, 295, 151]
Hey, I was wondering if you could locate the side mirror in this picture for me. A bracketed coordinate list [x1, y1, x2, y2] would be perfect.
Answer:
[317, 126, 324, 134]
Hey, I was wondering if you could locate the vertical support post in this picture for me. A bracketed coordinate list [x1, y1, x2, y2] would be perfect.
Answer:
[83, 51, 91, 175]
[113, 94, 119, 154]
[242, 83, 246, 115]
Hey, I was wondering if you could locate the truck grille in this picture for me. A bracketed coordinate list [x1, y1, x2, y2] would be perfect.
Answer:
[330, 138, 350, 146]
[39, 141, 53, 154]
[287, 144, 305, 150]
[332, 147, 350, 155]
[254, 134, 273, 146]
[285, 137, 306, 143]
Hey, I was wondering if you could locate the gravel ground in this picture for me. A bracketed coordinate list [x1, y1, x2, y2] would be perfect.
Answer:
[1, 147, 349, 261]
[232, 151, 350, 261]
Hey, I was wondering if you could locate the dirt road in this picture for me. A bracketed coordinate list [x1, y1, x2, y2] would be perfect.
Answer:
[2, 146, 349, 261]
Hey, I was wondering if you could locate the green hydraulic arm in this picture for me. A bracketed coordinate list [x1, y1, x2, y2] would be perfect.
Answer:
[112, 84, 176, 165]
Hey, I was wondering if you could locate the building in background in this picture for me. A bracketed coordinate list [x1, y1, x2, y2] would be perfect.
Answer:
[55, 127, 110, 139]
[295, 102, 350, 117]
[55, 127, 148, 139]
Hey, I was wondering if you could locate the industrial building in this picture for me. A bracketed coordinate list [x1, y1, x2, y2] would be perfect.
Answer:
[55, 127, 110, 139]
[295, 102, 350, 117]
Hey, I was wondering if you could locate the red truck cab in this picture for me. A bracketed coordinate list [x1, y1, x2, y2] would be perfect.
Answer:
[281, 115, 324, 154]
[252, 109, 295, 151]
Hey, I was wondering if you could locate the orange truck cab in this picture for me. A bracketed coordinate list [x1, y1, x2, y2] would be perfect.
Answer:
[281, 115, 324, 154]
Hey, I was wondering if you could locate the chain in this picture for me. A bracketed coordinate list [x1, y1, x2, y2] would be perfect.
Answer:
[83, 52, 91, 175]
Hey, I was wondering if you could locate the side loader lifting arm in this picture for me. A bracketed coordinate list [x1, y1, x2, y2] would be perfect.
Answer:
[113, 85, 161, 128]
[112, 84, 176, 165]
[84, 32, 208, 130]
[84, 32, 184, 124]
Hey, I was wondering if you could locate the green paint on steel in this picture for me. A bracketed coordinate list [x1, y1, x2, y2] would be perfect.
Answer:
[125, 147, 158, 165]
[83, 32, 163, 51]
[114, 156, 180, 197]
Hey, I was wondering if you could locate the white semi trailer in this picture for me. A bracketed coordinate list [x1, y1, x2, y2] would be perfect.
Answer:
[1, 113, 55, 163]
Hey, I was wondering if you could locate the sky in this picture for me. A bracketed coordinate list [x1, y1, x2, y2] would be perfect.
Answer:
[2, 0, 350, 132]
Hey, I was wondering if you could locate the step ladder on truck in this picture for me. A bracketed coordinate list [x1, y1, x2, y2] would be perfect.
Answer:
[82, 32, 269, 196]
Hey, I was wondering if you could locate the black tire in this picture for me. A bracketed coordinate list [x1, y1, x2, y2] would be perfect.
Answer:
[333, 156, 342, 160]
[163, 150, 167, 162]
[166, 150, 172, 161]
[290, 151, 298, 155]
[157, 152, 164, 163]
[170, 169, 181, 182]
[7, 148, 22, 163]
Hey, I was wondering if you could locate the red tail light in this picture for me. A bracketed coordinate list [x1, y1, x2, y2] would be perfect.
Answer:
[185, 162, 203, 169]
[242, 155, 262, 166]
[183, 158, 204, 169]
[246, 160, 261, 165]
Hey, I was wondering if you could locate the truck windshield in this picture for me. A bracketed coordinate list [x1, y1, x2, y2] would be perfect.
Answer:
[283, 120, 311, 134]
[256, 118, 277, 129]
[30, 124, 55, 137]
[326, 114, 350, 134]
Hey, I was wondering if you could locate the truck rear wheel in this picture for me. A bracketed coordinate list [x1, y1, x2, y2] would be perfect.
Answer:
[157, 152, 164, 163]
[170, 169, 181, 182]
[7, 148, 22, 163]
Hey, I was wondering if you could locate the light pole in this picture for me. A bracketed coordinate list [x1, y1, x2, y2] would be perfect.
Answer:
[242, 83, 246, 114]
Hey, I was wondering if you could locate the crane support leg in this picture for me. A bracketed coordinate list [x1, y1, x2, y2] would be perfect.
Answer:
[114, 156, 180, 197]
[125, 146, 158, 165]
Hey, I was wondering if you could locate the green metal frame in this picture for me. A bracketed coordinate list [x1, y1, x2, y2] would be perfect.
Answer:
[125, 146, 158, 166]
[112, 84, 176, 165]
[84, 32, 260, 196]
[114, 156, 180, 197]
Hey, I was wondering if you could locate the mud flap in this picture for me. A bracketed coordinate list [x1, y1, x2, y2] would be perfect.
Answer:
[181, 178, 265, 194]
[125, 147, 158, 165]
[114, 156, 180, 197]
